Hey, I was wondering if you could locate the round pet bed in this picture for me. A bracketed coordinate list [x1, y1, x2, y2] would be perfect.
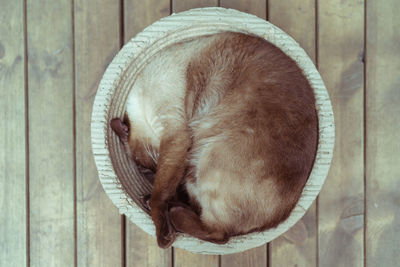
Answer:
[91, 7, 334, 254]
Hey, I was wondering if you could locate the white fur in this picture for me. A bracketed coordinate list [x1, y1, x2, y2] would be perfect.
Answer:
[126, 37, 217, 148]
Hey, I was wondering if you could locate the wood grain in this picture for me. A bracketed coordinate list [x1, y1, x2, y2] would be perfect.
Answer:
[126, 223, 172, 267]
[317, 0, 365, 266]
[27, 0, 74, 265]
[124, 1, 172, 266]
[268, 0, 317, 266]
[269, 0, 316, 62]
[174, 248, 219, 267]
[366, 0, 400, 266]
[219, 0, 267, 265]
[172, 0, 220, 266]
[172, 0, 219, 12]
[74, 0, 122, 266]
[0, 1, 27, 266]
[221, 247, 267, 267]
[220, 0, 267, 19]
[123, 0, 170, 44]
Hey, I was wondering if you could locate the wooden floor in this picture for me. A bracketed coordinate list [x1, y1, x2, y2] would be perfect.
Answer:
[1, 0, 399, 266]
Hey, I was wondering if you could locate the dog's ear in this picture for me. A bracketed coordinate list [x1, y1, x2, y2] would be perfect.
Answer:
[110, 118, 129, 142]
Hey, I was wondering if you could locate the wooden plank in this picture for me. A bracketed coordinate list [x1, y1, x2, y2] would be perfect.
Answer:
[269, 209, 316, 267]
[0, 1, 27, 266]
[268, 1, 317, 266]
[268, 0, 316, 62]
[172, 0, 218, 12]
[171, 0, 220, 266]
[317, 0, 365, 266]
[126, 223, 172, 267]
[220, 0, 267, 19]
[124, 0, 170, 42]
[221, 247, 267, 267]
[27, 0, 74, 266]
[74, 0, 122, 266]
[174, 249, 219, 267]
[366, 0, 400, 266]
[123, 1, 172, 266]
[219, 1, 267, 265]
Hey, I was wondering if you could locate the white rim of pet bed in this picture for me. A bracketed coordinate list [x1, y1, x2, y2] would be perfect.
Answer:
[91, 7, 335, 255]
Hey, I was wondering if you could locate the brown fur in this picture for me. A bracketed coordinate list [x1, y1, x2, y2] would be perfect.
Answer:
[111, 32, 318, 248]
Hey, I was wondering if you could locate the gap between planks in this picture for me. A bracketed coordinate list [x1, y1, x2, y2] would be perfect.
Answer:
[315, 1, 319, 267]
[71, 0, 78, 264]
[363, 0, 367, 267]
[23, 0, 30, 266]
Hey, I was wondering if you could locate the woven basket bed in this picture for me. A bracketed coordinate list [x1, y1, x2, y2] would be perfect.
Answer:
[91, 7, 334, 255]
